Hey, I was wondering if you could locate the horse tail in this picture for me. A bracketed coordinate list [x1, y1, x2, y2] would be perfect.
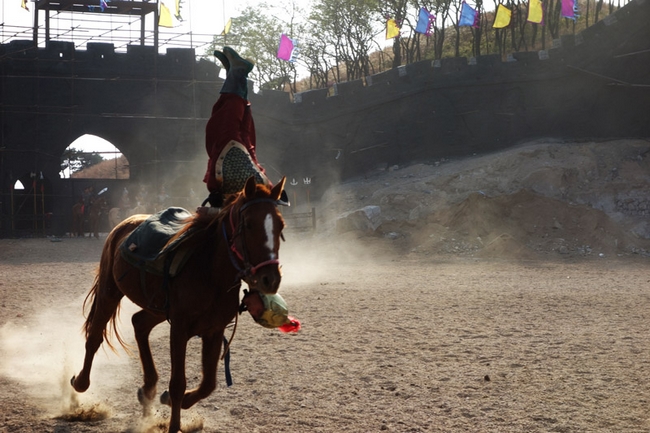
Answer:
[82, 222, 131, 354]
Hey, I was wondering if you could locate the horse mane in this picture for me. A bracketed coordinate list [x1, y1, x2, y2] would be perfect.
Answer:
[165, 183, 275, 246]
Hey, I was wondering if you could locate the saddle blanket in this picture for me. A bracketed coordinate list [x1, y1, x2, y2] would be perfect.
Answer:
[120, 207, 195, 277]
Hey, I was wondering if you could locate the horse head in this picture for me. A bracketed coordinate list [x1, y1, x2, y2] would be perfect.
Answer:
[228, 176, 286, 295]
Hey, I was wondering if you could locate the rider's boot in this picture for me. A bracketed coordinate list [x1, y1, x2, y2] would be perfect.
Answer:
[213, 50, 229, 72]
[219, 47, 254, 101]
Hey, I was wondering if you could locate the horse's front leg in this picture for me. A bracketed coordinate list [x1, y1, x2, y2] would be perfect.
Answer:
[132, 310, 166, 416]
[164, 325, 189, 433]
[181, 330, 224, 409]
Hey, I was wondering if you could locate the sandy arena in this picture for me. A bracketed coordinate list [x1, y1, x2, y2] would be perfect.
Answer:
[1, 139, 649, 432]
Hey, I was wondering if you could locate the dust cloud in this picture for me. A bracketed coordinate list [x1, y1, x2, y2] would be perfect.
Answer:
[280, 205, 391, 290]
[0, 293, 138, 419]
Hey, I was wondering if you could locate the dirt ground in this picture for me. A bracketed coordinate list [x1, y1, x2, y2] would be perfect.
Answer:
[1, 139, 649, 432]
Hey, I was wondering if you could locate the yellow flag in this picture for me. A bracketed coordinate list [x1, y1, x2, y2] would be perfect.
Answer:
[527, 0, 543, 23]
[159, 3, 173, 28]
[221, 18, 232, 36]
[493, 4, 512, 28]
[386, 19, 400, 40]
[21, 0, 29, 11]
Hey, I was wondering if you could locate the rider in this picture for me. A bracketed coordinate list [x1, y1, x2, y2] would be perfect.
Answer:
[203, 46, 287, 208]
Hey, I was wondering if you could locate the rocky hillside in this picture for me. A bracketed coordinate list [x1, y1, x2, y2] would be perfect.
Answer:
[316, 138, 650, 259]
[71, 155, 129, 179]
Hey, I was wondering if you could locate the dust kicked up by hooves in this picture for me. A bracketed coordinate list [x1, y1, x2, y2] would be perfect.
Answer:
[0, 296, 134, 421]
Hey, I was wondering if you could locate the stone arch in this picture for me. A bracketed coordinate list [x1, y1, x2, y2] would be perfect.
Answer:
[60, 134, 130, 180]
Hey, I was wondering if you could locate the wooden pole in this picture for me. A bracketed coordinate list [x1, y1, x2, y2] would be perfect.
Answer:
[10, 184, 15, 233]
[33, 179, 37, 232]
[41, 183, 45, 233]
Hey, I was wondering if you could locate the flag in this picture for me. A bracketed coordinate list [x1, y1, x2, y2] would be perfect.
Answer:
[277, 34, 297, 62]
[415, 7, 435, 36]
[159, 2, 173, 28]
[386, 18, 400, 39]
[493, 4, 512, 28]
[174, 0, 182, 20]
[21, 0, 29, 11]
[221, 18, 232, 36]
[459, 2, 479, 28]
[561, 0, 576, 19]
[527, 0, 544, 24]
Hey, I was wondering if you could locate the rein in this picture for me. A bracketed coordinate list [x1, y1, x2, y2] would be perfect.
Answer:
[222, 197, 281, 282]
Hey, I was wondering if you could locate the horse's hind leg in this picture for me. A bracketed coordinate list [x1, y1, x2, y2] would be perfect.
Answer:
[71, 289, 124, 393]
[132, 310, 165, 416]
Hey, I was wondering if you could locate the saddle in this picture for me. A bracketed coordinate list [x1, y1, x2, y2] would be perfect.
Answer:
[120, 207, 196, 278]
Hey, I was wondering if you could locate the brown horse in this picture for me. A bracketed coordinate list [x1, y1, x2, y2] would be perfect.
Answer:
[87, 195, 109, 239]
[108, 202, 148, 229]
[71, 199, 85, 237]
[71, 176, 286, 433]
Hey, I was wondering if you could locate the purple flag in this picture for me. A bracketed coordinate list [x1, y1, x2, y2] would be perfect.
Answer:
[277, 34, 296, 62]
[561, 0, 576, 19]
[459, 2, 479, 28]
[415, 7, 435, 36]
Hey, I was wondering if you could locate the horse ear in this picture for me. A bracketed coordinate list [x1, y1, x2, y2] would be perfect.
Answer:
[244, 176, 257, 198]
[270, 177, 286, 201]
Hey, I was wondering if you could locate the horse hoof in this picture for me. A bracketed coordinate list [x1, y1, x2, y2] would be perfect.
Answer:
[70, 375, 82, 392]
[70, 375, 89, 392]
[138, 388, 155, 417]
[137, 387, 146, 404]
[160, 390, 171, 406]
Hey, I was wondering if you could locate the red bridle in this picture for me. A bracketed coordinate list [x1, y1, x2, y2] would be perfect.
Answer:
[223, 197, 282, 281]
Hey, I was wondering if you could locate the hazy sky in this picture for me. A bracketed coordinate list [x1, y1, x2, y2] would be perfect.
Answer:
[0, 0, 248, 36]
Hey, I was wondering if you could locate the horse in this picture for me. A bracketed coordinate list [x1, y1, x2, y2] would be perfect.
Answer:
[70, 176, 286, 433]
[71, 199, 85, 237]
[87, 195, 109, 239]
[108, 203, 148, 229]
[107, 207, 120, 229]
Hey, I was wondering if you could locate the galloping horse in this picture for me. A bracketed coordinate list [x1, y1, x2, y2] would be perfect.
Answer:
[71, 177, 286, 433]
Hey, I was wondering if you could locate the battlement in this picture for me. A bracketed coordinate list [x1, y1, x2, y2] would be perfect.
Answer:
[273, 0, 647, 116]
[1, 0, 645, 111]
[0, 40, 222, 81]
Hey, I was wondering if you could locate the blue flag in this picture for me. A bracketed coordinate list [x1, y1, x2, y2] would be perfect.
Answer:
[459, 2, 479, 28]
[415, 8, 435, 36]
